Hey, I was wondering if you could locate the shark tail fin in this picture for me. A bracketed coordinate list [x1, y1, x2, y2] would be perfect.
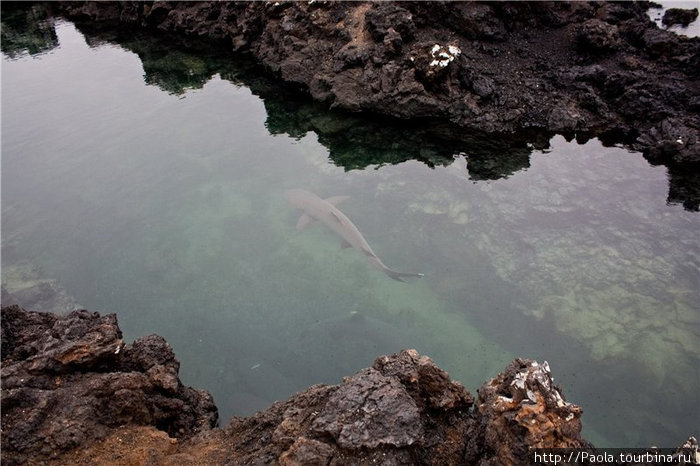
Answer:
[383, 268, 425, 283]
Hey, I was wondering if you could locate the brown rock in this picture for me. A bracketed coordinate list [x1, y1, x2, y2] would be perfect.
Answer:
[466, 359, 591, 465]
[311, 367, 423, 449]
[3, 306, 692, 465]
[279, 437, 334, 466]
[576, 18, 621, 53]
[0, 305, 218, 466]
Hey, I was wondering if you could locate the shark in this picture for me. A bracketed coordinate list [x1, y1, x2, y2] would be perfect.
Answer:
[284, 188, 424, 282]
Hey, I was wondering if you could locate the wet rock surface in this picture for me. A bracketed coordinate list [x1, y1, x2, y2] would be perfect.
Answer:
[52, 1, 699, 169]
[1, 305, 609, 465]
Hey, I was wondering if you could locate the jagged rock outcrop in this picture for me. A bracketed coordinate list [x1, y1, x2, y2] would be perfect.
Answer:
[466, 359, 591, 465]
[663, 8, 699, 28]
[2, 305, 604, 465]
[0, 305, 218, 466]
[53, 1, 699, 169]
[219, 349, 476, 465]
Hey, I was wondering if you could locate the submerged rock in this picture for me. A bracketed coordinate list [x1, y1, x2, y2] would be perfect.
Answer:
[1, 262, 82, 314]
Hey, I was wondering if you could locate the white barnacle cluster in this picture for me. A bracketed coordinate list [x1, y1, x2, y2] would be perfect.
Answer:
[509, 361, 573, 410]
[429, 43, 461, 69]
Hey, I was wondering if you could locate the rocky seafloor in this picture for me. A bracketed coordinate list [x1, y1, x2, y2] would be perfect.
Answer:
[3, 305, 697, 465]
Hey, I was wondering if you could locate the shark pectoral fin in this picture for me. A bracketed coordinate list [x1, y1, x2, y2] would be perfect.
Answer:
[330, 211, 344, 225]
[325, 195, 350, 206]
[296, 214, 314, 232]
[340, 239, 352, 249]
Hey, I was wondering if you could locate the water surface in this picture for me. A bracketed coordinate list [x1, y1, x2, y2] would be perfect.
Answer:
[2, 18, 698, 447]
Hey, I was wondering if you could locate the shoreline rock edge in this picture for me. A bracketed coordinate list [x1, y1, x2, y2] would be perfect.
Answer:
[3, 305, 697, 465]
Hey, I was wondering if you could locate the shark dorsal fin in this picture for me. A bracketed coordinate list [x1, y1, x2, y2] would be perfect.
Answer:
[325, 195, 350, 206]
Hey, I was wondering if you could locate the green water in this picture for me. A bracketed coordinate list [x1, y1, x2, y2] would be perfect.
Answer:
[2, 17, 698, 448]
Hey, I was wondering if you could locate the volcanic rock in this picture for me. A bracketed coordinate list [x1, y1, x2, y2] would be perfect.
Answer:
[1, 305, 597, 465]
[466, 359, 591, 465]
[662, 8, 699, 28]
[53, 0, 700, 168]
[0, 305, 218, 466]
[3, 305, 696, 465]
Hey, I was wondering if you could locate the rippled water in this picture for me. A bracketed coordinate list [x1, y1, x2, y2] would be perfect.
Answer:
[2, 16, 698, 448]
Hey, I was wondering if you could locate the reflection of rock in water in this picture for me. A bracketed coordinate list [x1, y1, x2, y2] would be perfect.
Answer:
[292, 311, 409, 380]
[46, 0, 700, 211]
[0, 2, 58, 58]
[7, 2, 698, 210]
[1, 262, 82, 313]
